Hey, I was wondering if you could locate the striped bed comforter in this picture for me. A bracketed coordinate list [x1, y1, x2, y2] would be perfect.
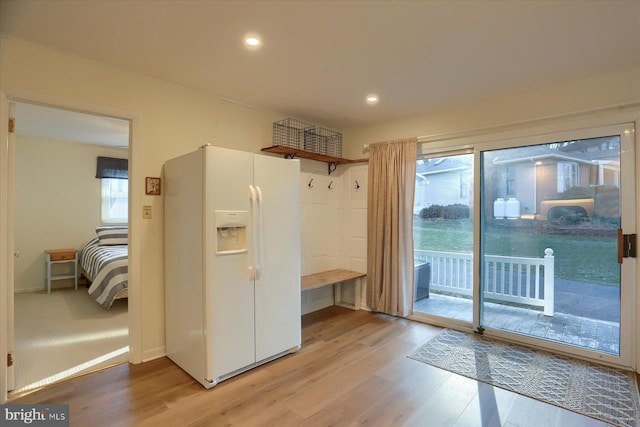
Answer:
[78, 237, 128, 309]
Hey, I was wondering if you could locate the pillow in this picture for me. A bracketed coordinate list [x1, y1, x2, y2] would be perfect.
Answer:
[96, 226, 128, 246]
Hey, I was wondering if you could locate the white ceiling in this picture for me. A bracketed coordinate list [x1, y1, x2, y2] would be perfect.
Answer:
[2, 0, 640, 142]
[14, 103, 130, 148]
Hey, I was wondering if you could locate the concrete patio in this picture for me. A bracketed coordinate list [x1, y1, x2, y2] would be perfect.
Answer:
[414, 292, 620, 355]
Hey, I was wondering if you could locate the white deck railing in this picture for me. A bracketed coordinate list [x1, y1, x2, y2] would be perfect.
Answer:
[414, 248, 555, 316]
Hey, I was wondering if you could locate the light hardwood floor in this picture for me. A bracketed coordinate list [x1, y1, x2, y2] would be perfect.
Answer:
[10, 306, 612, 426]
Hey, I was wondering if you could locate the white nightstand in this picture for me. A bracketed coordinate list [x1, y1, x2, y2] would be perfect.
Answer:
[45, 249, 78, 294]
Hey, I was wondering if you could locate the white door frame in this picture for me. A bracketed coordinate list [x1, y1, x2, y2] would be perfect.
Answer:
[0, 89, 143, 403]
[1, 92, 10, 403]
[5, 101, 15, 393]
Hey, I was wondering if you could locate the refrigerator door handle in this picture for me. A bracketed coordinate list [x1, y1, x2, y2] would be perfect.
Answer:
[255, 186, 265, 280]
[248, 185, 258, 281]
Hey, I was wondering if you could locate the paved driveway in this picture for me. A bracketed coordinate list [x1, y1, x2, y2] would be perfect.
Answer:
[554, 278, 619, 322]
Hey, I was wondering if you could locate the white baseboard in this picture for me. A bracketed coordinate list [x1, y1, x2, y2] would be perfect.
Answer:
[13, 286, 46, 294]
[140, 346, 166, 363]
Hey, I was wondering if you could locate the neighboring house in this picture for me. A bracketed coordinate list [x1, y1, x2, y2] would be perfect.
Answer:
[414, 156, 473, 215]
[487, 136, 620, 218]
[415, 137, 620, 219]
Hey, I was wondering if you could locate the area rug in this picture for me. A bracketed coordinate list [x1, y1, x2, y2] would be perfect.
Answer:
[408, 329, 640, 427]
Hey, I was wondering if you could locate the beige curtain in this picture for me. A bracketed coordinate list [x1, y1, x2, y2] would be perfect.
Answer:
[366, 137, 417, 317]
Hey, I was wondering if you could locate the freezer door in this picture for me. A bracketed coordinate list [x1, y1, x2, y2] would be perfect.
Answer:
[253, 155, 301, 362]
[204, 146, 256, 381]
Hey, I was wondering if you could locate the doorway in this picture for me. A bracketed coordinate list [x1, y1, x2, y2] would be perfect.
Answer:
[9, 101, 130, 395]
[413, 122, 636, 368]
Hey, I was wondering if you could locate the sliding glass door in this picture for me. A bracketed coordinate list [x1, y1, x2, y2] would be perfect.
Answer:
[413, 153, 474, 324]
[413, 123, 636, 366]
[481, 132, 626, 356]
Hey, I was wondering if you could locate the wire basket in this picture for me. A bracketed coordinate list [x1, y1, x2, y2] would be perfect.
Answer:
[273, 118, 342, 157]
[304, 127, 342, 157]
[272, 118, 316, 150]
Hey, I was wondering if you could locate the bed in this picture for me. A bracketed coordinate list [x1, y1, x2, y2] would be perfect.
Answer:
[78, 226, 128, 309]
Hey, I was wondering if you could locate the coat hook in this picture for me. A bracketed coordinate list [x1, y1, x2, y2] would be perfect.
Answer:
[328, 181, 333, 190]
[354, 180, 360, 190]
[308, 178, 314, 188]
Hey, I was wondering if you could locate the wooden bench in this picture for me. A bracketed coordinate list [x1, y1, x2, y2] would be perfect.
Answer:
[301, 269, 366, 310]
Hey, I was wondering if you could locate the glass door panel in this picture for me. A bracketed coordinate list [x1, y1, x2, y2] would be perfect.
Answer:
[480, 135, 622, 355]
[413, 153, 474, 323]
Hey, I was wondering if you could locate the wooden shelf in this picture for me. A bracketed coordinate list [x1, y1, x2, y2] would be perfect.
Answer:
[261, 145, 367, 174]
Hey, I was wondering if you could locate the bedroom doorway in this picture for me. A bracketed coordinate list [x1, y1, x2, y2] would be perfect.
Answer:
[8, 101, 131, 396]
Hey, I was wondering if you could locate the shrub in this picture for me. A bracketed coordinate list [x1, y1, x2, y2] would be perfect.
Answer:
[560, 185, 620, 220]
[443, 204, 470, 219]
[420, 205, 443, 219]
[593, 185, 620, 219]
[419, 204, 470, 219]
[560, 186, 594, 200]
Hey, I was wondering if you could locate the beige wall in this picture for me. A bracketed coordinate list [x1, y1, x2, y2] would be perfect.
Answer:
[342, 66, 640, 158]
[14, 135, 127, 292]
[1, 36, 288, 360]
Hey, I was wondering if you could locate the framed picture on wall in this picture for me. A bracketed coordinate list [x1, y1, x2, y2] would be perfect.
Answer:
[145, 177, 161, 195]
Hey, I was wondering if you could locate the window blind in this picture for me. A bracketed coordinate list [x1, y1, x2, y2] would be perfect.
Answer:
[96, 156, 128, 179]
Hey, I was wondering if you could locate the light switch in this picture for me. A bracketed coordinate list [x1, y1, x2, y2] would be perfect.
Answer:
[143, 205, 152, 219]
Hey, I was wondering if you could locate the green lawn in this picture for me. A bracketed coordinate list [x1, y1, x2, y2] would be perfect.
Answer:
[413, 218, 619, 286]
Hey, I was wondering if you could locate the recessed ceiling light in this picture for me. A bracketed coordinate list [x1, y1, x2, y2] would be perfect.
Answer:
[244, 35, 262, 48]
[366, 94, 379, 105]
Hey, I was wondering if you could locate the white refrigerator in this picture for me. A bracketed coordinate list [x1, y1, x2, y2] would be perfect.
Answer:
[164, 145, 301, 388]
